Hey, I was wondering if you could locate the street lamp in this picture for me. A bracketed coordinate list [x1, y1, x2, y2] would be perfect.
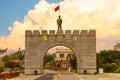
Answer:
[60, 54, 64, 71]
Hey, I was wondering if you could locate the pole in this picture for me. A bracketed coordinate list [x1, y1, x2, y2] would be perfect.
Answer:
[59, 4, 60, 16]
[61, 57, 62, 71]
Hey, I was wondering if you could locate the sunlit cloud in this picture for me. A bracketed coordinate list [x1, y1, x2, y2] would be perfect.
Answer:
[0, 0, 120, 52]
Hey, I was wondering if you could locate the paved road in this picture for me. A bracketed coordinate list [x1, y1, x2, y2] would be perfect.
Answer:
[7, 70, 120, 80]
[57, 72, 83, 80]
[34, 71, 83, 80]
[34, 73, 56, 80]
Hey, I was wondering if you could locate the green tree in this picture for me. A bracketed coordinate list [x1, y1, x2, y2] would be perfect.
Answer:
[2, 55, 11, 62]
[70, 55, 77, 70]
[5, 61, 13, 68]
[0, 61, 4, 72]
[97, 50, 120, 72]
[114, 68, 120, 73]
[110, 63, 118, 72]
[18, 54, 24, 61]
[44, 53, 56, 66]
[0, 60, 5, 68]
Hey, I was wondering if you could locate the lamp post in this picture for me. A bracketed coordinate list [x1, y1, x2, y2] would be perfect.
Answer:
[60, 54, 64, 71]
[67, 54, 70, 72]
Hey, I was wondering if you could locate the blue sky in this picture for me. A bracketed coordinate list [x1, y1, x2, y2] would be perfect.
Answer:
[0, 0, 61, 36]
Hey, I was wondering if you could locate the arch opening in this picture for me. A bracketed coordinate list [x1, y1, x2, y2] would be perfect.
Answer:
[43, 45, 77, 72]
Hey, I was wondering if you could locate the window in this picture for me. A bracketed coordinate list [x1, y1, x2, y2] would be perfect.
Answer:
[60, 54, 64, 58]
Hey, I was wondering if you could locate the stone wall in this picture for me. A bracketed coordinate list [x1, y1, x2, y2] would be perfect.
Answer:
[25, 30, 96, 74]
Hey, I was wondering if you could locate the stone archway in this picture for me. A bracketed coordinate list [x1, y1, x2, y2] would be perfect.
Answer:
[25, 30, 96, 74]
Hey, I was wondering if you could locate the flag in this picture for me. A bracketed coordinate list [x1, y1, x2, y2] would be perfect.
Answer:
[55, 6, 60, 12]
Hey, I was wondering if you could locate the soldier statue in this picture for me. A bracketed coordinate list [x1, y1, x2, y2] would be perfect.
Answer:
[57, 15, 62, 31]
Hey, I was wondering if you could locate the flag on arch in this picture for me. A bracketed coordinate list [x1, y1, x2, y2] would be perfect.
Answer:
[54, 5, 60, 12]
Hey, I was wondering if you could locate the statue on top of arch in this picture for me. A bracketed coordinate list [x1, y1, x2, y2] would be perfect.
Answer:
[57, 15, 62, 31]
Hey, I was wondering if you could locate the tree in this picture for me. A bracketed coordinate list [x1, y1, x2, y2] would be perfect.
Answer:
[70, 55, 77, 70]
[18, 54, 24, 61]
[44, 53, 56, 66]
[0, 60, 4, 68]
[97, 50, 120, 72]
[5, 61, 13, 68]
[2, 55, 11, 62]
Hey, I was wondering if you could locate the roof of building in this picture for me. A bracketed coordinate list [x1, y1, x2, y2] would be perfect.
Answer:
[56, 48, 73, 53]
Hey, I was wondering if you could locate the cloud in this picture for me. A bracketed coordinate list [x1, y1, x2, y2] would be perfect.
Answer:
[0, 0, 120, 52]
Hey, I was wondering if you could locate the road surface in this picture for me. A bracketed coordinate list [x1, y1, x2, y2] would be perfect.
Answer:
[34, 73, 56, 80]
[34, 70, 83, 80]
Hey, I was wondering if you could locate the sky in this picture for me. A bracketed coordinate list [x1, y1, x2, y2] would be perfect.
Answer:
[0, 0, 120, 52]
[0, 0, 61, 36]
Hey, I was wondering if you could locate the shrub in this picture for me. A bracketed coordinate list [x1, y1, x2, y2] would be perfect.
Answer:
[114, 68, 120, 73]
[0, 67, 4, 72]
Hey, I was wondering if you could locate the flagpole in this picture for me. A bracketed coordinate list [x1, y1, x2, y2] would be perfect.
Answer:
[59, 4, 60, 16]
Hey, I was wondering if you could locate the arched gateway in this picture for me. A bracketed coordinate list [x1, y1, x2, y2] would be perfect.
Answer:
[25, 15, 96, 74]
